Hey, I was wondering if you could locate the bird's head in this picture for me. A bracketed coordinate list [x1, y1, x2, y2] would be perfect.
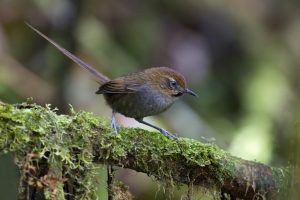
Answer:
[146, 67, 197, 98]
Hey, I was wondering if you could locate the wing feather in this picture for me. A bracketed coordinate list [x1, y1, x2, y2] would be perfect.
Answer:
[96, 76, 145, 94]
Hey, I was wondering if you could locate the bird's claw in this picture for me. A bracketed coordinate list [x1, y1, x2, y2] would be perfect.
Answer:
[111, 116, 119, 133]
[159, 128, 178, 139]
[111, 122, 119, 133]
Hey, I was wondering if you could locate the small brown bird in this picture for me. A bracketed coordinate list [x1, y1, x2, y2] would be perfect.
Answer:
[26, 23, 197, 138]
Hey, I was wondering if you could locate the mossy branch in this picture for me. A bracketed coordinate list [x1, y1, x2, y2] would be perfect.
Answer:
[0, 102, 292, 199]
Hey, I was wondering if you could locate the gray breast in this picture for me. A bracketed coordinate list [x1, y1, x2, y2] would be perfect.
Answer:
[104, 85, 175, 119]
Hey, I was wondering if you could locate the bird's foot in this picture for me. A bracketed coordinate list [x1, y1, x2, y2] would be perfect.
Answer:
[111, 117, 119, 133]
[159, 128, 178, 139]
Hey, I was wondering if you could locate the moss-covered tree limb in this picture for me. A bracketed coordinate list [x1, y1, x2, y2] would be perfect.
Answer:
[0, 102, 292, 199]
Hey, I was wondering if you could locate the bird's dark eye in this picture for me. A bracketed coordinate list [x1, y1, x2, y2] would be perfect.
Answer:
[169, 80, 177, 88]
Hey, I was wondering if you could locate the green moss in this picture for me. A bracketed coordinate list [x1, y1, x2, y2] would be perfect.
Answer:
[0, 103, 105, 199]
[271, 166, 290, 198]
[0, 102, 289, 199]
[0, 102, 234, 198]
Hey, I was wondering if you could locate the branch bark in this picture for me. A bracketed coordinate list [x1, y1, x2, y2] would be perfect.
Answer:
[0, 102, 292, 199]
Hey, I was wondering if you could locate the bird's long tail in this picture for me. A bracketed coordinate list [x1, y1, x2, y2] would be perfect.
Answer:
[26, 22, 110, 83]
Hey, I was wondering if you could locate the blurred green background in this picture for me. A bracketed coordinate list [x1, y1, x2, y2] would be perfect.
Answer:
[0, 0, 299, 199]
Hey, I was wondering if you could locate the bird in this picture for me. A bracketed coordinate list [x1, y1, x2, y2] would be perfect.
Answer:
[26, 23, 197, 139]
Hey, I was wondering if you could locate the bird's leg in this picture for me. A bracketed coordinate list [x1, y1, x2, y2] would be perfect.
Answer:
[111, 110, 118, 133]
[136, 118, 177, 139]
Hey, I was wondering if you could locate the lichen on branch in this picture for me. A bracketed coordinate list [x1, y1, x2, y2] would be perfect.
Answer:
[0, 102, 291, 199]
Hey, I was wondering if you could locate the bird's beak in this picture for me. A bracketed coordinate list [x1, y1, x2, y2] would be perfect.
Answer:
[184, 88, 197, 97]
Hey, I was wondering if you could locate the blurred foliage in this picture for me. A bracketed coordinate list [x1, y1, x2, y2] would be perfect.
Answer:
[0, 0, 300, 199]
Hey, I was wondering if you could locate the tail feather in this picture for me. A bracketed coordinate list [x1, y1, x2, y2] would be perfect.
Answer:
[25, 22, 110, 83]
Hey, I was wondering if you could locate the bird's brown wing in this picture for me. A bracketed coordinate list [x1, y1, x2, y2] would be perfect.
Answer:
[96, 77, 145, 94]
